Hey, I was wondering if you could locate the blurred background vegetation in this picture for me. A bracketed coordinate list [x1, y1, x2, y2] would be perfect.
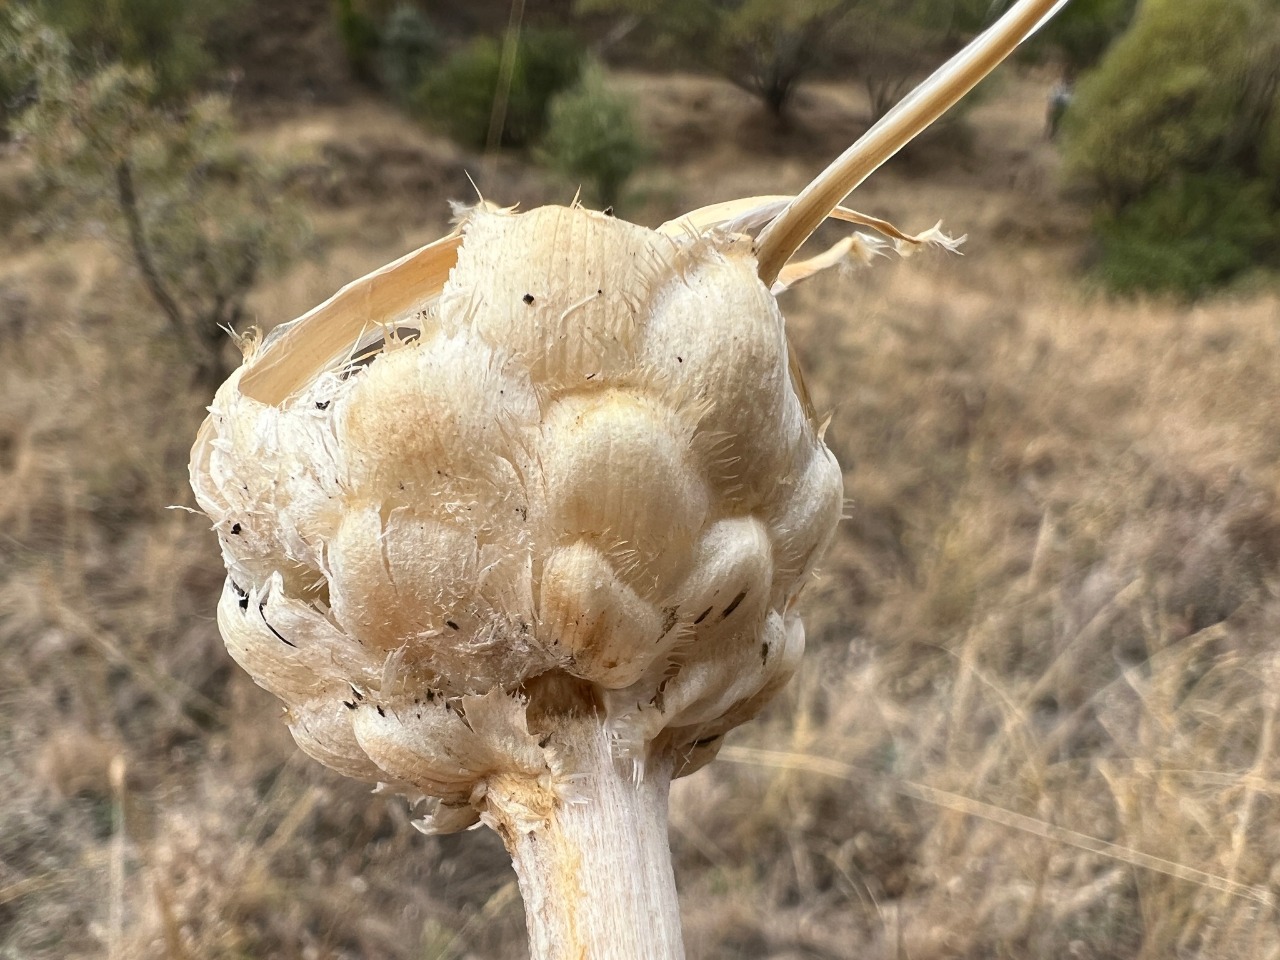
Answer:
[5, 0, 1277, 305]
[1, 1, 1278, 958]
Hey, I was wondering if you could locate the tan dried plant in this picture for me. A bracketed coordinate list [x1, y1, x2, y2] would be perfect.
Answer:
[188, 2, 1067, 956]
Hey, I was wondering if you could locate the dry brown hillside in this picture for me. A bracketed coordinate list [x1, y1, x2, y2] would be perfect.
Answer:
[2, 54, 1278, 960]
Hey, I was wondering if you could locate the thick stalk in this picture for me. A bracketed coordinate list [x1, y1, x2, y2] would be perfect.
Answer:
[485, 719, 685, 960]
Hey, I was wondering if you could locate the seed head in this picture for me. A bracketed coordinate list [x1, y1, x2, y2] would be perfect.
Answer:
[190, 203, 842, 829]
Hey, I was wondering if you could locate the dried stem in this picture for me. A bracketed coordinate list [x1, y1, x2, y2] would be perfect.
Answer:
[487, 719, 685, 960]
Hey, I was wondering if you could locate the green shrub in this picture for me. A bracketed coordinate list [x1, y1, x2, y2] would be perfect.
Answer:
[417, 28, 584, 150]
[335, 0, 380, 83]
[1063, 0, 1280, 296]
[540, 68, 648, 210]
[32, 0, 241, 98]
[1093, 173, 1278, 298]
[1063, 0, 1266, 208]
[377, 4, 439, 105]
[515, 30, 584, 135]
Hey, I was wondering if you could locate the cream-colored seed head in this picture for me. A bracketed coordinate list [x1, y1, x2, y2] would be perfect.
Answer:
[191, 203, 843, 830]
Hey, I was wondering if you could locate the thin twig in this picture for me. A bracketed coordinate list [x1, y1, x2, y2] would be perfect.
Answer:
[114, 160, 190, 346]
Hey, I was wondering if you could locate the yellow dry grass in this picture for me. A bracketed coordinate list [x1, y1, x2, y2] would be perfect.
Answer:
[1, 69, 1277, 959]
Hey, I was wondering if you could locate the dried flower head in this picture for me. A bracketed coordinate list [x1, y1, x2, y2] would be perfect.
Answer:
[190, 201, 843, 830]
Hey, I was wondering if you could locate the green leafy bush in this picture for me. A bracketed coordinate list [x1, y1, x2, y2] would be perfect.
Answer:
[1063, 0, 1259, 208]
[1063, 0, 1280, 295]
[377, 4, 439, 105]
[540, 68, 648, 209]
[335, 0, 380, 83]
[1093, 174, 1278, 298]
[416, 35, 503, 148]
[418, 28, 584, 150]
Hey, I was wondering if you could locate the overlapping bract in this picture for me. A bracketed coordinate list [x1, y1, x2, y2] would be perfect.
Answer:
[190, 204, 842, 830]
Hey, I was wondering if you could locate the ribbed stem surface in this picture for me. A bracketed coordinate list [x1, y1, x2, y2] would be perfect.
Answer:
[487, 720, 685, 960]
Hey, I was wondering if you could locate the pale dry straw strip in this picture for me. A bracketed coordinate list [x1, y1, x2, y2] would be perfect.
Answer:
[721, 745, 1277, 908]
[108, 755, 127, 960]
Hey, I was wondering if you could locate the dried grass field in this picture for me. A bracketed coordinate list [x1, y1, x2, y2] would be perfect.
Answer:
[2, 67, 1279, 959]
